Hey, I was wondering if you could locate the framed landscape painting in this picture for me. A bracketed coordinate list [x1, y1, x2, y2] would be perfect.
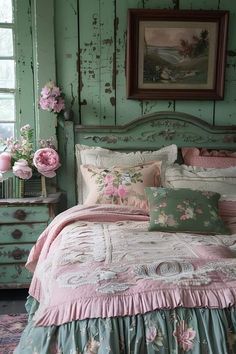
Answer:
[126, 9, 229, 100]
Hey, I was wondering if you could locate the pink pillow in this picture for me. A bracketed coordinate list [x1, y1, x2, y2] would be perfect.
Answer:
[182, 147, 236, 168]
[80, 161, 162, 209]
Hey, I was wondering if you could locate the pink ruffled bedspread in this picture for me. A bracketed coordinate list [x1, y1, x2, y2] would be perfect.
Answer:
[27, 204, 236, 327]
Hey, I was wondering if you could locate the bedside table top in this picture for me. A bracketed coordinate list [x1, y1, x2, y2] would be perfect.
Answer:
[0, 192, 62, 205]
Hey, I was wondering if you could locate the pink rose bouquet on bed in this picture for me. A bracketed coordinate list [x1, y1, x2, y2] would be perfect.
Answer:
[39, 81, 65, 114]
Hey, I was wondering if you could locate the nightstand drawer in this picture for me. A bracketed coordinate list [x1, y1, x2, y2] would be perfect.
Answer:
[0, 205, 50, 223]
[0, 263, 32, 288]
[0, 223, 47, 244]
[0, 244, 33, 263]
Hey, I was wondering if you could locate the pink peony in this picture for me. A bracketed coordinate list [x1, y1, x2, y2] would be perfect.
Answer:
[12, 159, 32, 180]
[33, 148, 60, 178]
[173, 320, 196, 351]
[53, 97, 65, 113]
[39, 82, 65, 113]
[0, 152, 12, 173]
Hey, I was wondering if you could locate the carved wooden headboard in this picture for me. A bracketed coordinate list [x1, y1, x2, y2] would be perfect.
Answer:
[57, 111, 236, 208]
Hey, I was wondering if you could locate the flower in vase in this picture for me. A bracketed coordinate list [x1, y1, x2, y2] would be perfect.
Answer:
[12, 159, 33, 180]
[33, 147, 61, 178]
[0, 125, 61, 183]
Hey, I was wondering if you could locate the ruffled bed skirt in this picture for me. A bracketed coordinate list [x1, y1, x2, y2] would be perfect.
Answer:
[15, 297, 236, 354]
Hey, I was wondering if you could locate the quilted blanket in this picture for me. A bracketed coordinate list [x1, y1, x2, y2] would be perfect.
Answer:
[26, 204, 236, 326]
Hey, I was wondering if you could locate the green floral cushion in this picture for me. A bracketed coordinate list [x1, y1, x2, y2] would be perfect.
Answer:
[145, 187, 230, 234]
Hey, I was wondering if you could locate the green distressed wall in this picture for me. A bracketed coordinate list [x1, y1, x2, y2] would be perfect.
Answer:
[54, 0, 236, 127]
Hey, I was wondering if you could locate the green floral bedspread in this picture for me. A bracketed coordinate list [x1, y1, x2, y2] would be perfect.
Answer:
[15, 296, 236, 354]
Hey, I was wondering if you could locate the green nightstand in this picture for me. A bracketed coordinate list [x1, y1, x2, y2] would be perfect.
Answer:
[0, 193, 62, 288]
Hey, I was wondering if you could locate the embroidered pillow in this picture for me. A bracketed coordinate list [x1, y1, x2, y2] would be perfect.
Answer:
[80, 162, 162, 209]
[145, 187, 230, 234]
[76, 144, 177, 203]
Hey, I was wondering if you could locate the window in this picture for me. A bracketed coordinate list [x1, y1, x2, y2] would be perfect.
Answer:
[0, 0, 15, 140]
[0, 0, 56, 150]
[0, 0, 36, 149]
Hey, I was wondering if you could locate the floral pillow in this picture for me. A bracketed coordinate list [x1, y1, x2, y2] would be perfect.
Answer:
[80, 162, 162, 209]
[145, 187, 230, 234]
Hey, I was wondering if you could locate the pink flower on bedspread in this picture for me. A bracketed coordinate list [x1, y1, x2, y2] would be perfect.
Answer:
[173, 320, 196, 351]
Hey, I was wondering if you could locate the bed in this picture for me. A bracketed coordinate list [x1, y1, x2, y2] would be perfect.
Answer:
[15, 112, 236, 354]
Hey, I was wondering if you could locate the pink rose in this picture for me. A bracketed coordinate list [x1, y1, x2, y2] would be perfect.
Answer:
[117, 184, 128, 198]
[12, 159, 32, 180]
[173, 320, 196, 351]
[0, 152, 12, 173]
[33, 148, 60, 178]
[104, 184, 117, 197]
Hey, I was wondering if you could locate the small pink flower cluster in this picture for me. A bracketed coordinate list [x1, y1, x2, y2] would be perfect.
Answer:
[103, 174, 128, 198]
[39, 81, 65, 113]
[0, 125, 60, 181]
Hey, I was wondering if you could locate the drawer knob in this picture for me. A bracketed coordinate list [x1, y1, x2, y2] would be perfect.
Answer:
[14, 209, 27, 220]
[12, 249, 25, 260]
[11, 229, 23, 239]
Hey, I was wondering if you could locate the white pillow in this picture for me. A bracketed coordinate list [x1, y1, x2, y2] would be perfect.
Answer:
[163, 163, 236, 196]
[76, 144, 177, 203]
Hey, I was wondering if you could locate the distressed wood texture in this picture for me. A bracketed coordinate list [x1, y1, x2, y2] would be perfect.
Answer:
[215, 0, 236, 125]
[15, 0, 35, 133]
[0, 264, 32, 288]
[0, 223, 47, 244]
[31, 0, 57, 141]
[54, 0, 79, 123]
[0, 205, 49, 223]
[0, 194, 61, 288]
[75, 112, 236, 150]
[54, 0, 235, 127]
[79, 0, 116, 125]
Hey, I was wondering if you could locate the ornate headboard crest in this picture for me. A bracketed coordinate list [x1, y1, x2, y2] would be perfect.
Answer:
[75, 112, 236, 150]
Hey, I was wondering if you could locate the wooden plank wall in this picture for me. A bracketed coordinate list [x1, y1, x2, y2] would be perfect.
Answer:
[55, 0, 236, 127]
